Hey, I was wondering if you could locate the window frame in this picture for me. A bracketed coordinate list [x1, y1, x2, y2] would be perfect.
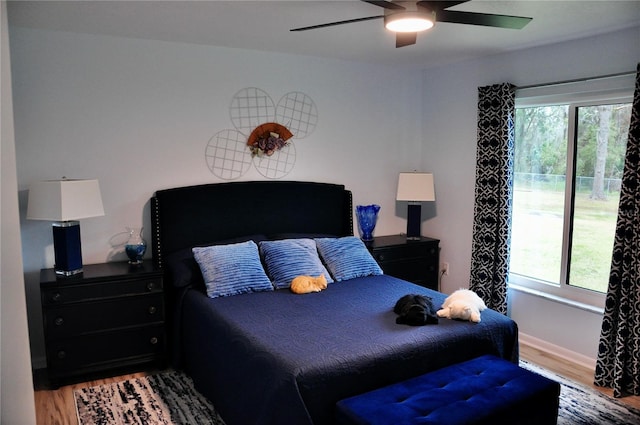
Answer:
[509, 77, 634, 310]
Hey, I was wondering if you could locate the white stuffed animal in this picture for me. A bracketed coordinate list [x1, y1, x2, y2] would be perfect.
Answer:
[437, 289, 487, 323]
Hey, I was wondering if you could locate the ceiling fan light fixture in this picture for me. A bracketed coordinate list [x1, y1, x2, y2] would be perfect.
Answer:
[384, 10, 435, 33]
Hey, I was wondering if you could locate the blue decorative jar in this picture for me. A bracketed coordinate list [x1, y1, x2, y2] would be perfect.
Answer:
[356, 204, 380, 241]
[125, 227, 147, 265]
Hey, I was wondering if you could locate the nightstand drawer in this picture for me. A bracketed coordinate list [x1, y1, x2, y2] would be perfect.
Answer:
[46, 325, 165, 375]
[42, 277, 163, 305]
[368, 235, 440, 290]
[372, 243, 436, 263]
[382, 259, 438, 279]
[44, 293, 164, 338]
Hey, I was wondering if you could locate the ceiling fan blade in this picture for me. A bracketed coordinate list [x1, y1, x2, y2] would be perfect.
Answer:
[417, 1, 470, 12]
[396, 32, 417, 48]
[361, 1, 406, 10]
[437, 10, 532, 29]
[290, 15, 384, 32]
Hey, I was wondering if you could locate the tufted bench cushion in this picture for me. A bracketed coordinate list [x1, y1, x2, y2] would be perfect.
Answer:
[335, 354, 560, 425]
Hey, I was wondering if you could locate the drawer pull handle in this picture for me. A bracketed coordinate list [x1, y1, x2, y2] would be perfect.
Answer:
[148, 306, 157, 315]
[150, 337, 158, 345]
[147, 282, 155, 291]
[51, 292, 62, 302]
[54, 317, 64, 326]
[57, 350, 66, 359]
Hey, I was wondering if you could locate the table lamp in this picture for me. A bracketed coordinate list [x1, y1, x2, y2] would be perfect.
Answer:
[27, 179, 104, 276]
[396, 172, 435, 240]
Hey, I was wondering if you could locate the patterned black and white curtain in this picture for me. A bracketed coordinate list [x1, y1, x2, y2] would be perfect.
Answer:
[594, 64, 640, 398]
[469, 83, 515, 315]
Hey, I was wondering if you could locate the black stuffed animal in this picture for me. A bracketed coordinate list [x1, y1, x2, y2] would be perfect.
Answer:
[394, 294, 439, 326]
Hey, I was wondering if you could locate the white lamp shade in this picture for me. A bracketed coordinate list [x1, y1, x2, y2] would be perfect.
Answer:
[27, 179, 105, 221]
[396, 173, 435, 202]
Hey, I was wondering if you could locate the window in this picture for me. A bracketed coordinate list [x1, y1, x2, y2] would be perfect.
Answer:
[509, 76, 633, 309]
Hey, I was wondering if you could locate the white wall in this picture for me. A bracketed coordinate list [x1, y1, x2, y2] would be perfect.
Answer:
[421, 26, 640, 363]
[1, 1, 37, 423]
[10, 26, 424, 368]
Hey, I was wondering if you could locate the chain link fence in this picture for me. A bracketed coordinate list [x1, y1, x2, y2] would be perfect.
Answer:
[514, 173, 622, 193]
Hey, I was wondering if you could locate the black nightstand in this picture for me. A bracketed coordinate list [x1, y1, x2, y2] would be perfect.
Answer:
[368, 235, 440, 290]
[40, 261, 165, 387]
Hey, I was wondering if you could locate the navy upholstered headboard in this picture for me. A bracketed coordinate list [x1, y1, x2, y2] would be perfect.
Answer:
[151, 181, 353, 269]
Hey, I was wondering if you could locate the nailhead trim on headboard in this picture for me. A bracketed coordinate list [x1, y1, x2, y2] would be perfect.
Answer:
[151, 196, 162, 269]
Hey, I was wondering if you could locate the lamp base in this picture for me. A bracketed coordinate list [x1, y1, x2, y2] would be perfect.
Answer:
[406, 203, 422, 240]
[55, 268, 83, 277]
[52, 221, 83, 276]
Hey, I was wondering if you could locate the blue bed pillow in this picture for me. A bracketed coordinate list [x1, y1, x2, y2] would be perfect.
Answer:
[166, 234, 268, 288]
[259, 238, 334, 289]
[192, 240, 273, 298]
[315, 236, 383, 281]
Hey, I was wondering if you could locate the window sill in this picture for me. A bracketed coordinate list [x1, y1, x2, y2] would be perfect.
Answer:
[508, 283, 604, 315]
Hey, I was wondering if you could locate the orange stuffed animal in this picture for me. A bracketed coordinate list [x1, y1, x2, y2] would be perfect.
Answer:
[290, 274, 328, 294]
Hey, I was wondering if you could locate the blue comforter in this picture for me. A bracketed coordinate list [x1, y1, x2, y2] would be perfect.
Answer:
[181, 275, 518, 425]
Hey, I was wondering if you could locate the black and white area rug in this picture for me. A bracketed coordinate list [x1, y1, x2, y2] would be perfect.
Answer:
[520, 360, 640, 425]
[75, 366, 640, 425]
[74, 371, 224, 425]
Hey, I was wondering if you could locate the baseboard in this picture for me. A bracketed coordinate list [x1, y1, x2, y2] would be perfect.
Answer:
[519, 332, 597, 371]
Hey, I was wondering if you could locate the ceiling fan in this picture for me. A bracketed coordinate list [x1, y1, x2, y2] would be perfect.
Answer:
[290, 1, 532, 48]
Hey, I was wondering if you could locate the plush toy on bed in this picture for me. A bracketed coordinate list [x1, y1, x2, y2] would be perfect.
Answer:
[394, 294, 439, 326]
[290, 274, 328, 294]
[437, 289, 487, 323]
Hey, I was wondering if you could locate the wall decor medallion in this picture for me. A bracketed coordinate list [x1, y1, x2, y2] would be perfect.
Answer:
[204, 87, 317, 180]
[247, 122, 294, 157]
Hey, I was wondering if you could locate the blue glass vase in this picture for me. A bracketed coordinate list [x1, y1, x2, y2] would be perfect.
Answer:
[125, 227, 147, 265]
[356, 204, 380, 241]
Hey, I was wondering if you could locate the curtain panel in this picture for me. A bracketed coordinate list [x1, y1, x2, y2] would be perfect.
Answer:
[595, 64, 640, 398]
[469, 83, 515, 315]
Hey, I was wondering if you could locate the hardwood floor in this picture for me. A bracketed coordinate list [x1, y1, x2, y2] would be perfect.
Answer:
[519, 343, 640, 411]
[34, 343, 640, 424]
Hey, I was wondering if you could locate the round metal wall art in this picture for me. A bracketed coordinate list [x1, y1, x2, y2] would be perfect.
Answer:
[205, 129, 253, 180]
[229, 87, 275, 136]
[276, 91, 318, 139]
[205, 87, 318, 180]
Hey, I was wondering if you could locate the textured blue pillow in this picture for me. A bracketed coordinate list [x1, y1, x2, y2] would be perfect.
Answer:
[259, 238, 334, 289]
[192, 240, 273, 298]
[166, 234, 268, 288]
[315, 236, 383, 281]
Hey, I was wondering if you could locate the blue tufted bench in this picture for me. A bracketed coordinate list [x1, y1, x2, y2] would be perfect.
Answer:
[335, 354, 560, 425]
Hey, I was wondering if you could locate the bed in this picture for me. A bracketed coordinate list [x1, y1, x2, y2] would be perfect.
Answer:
[150, 181, 519, 425]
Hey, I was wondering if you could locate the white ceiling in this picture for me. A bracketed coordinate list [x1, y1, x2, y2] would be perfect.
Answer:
[7, 0, 640, 69]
